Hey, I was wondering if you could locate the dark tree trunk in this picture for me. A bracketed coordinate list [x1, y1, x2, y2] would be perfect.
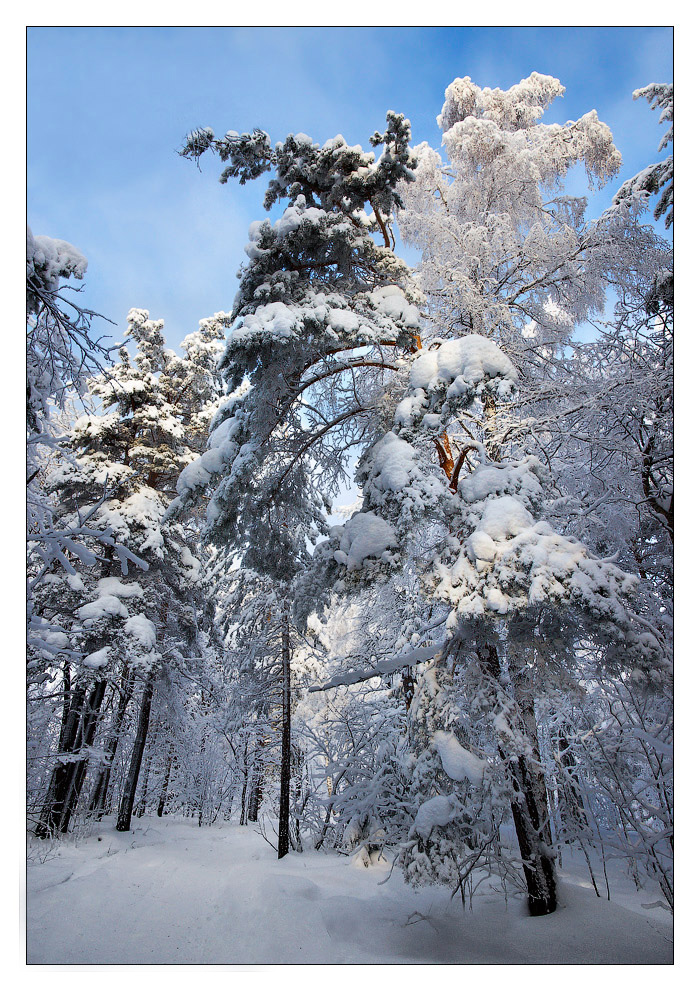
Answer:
[157, 749, 173, 817]
[89, 744, 116, 820]
[508, 752, 558, 916]
[277, 617, 292, 859]
[60, 659, 72, 738]
[59, 679, 107, 832]
[196, 733, 207, 827]
[401, 667, 415, 710]
[36, 682, 86, 836]
[89, 667, 135, 819]
[248, 760, 263, 822]
[116, 672, 156, 832]
[239, 736, 249, 826]
[135, 750, 152, 817]
[36, 679, 107, 837]
[246, 730, 266, 822]
[315, 802, 334, 851]
[479, 642, 557, 916]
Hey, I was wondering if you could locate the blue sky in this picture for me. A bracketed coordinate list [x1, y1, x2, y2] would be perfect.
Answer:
[27, 26, 673, 353]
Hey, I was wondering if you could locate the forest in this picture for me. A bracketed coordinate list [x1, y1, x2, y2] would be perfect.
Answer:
[26, 63, 673, 966]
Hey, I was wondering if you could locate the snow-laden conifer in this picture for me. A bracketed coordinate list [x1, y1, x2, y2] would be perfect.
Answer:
[172, 114, 421, 587]
[31, 308, 226, 835]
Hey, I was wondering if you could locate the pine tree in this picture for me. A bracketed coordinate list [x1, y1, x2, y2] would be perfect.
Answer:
[613, 83, 673, 228]
[171, 113, 422, 579]
[32, 309, 225, 835]
[26, 227, 143, 686]
[169, 113, 427, 854]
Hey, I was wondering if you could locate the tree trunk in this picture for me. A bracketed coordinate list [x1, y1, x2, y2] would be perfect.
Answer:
[239, 735, 249, 826]
[196, 733, 208, 827]
[116, 672, 156, 832]
[88, 743, 116, 820]
[35, 682, 86, 836]
[479, 642, 557, 916]
[60, 658, 72, 740]
[248, 761, 263, 822]
[135, 750, 152, 817]
[89, 667, 135, 819]
[482, 392, 502, 462]
[157, 749, 173, 817]
[508, 752, 558, 915]
[291, 745, 304, 852]
[36, 678, 107, 837]
[315, 802, 335, 851]
[277, 617, 292, 859]
[58, 679, 107, 833]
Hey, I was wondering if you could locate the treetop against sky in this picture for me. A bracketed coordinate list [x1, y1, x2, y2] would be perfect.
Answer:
[27, 26, 672, 353]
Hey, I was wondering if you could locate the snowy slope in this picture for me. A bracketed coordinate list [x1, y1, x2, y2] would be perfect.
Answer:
[26, 816, 672, 965]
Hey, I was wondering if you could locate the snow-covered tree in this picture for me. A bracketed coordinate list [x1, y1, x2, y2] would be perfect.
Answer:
[562, 82, 673, 568]
[317, 328, 668, 911]
[31, 308, 225, 836]
[397, 72, 638, 364]
[613, 83, 673, 229]
[25, 58, 674, 950]
[202, 552, 333, 855]
[308, 73, 670, 915]
[27, 226, 111, 434]
[165, 113, 430, 856]
[170, 113, 422, 584]
[26, 228, 145, 673]
[528, 83, 674, 907]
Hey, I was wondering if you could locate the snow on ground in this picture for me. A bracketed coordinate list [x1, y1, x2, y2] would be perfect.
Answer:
[26, 816, 672, 965]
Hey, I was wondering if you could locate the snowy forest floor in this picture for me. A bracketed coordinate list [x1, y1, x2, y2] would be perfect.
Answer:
[26, 815, 673, 965]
